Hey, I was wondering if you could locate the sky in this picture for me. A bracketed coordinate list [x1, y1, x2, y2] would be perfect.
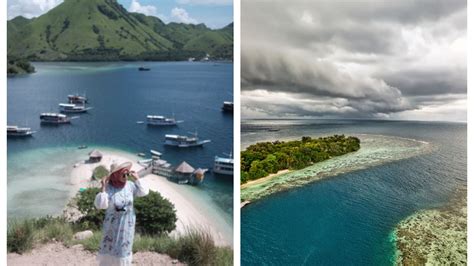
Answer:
[242, 0, 467, 122]
[7, 0, 233, 29]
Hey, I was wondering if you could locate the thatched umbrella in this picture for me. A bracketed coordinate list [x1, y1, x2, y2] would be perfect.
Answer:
[88, 150, 103, 162]
[194, 168, 206, 181]
[175, 161, 195, 174]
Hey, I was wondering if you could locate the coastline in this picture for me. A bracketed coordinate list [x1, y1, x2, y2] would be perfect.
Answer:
[394, 187, 467, 265]
[241, 134, 432, 203]
[240, 169, 291, 189]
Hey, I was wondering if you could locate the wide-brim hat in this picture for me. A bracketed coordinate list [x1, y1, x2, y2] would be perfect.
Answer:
[109, 161, 132, 176]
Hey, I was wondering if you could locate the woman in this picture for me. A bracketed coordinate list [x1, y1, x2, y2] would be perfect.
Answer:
[94, 162, 149, 266]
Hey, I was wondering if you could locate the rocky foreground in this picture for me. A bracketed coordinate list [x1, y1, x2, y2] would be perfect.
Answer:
[395, 188, 467, 265]
[8, 242, 185, 266]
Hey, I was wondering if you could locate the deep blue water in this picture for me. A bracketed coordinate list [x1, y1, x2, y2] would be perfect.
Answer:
[7, 62, 233, 216]
[241, 119, 466, 265]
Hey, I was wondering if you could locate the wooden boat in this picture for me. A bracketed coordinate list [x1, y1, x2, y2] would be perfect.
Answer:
[164, 132, 211, 148]
[7, 125, 35, 137]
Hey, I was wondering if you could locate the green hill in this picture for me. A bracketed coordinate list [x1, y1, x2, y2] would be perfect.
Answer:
[7, 0, 233, 61]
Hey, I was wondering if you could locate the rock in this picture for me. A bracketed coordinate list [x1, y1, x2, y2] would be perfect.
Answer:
[71, 244, 83, 250]
[74, 230, 93, 240]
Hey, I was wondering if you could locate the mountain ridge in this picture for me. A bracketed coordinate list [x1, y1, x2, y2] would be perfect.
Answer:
[7, 0, 233, 61]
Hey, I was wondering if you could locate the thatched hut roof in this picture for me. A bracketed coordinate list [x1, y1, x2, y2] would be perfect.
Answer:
[175, 161, 195, 174]
[89, 150, 103, 158]
[194, 168, 205, 175]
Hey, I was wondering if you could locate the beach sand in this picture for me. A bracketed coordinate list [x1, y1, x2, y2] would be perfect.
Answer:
[69, 149, 232, 247]
[240, 169, 291, 189]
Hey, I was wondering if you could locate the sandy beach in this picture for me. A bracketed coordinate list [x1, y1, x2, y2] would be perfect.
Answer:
[240, 169, 291, 189]
[69, 149, 232, 247]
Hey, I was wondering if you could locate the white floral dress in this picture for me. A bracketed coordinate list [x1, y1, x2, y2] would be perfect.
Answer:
[94, 180, 149, 266]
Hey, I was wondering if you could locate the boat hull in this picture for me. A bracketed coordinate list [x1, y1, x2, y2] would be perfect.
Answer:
[40, 120, 70, 124]
[7, 132, 34, 137]
[213, 167, 233, 175]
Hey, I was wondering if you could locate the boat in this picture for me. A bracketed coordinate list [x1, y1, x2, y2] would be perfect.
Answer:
[78, 145, 88, 149]
[222, 101, 233, 113]
[68, 94, 88, 104]
[40, 113, 71, 124]
[146, 115, 183, 126]
[267, 128, 280, 132]
[138, 159, 153, 167]
[213, 153, 234, 175]
[137, 152, 146, 157]
[150, 150, 163, 156]
[7, 125, 35, 137]
[138, 66, 151, 71]
[59, 103, 92, 113]
[164, 132, 211, 148]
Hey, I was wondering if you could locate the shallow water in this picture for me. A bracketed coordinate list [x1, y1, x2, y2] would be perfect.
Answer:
[241, 119, 466, 265]
[7, 62, 233, 224]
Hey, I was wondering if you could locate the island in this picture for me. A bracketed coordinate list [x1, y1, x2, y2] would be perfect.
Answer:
[240, 134, 431, 203]
[241, 135, 360, 184]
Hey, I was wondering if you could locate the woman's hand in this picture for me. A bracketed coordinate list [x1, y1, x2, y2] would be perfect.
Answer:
[129, 170, 139, 181]
[101, 176, 109, 192]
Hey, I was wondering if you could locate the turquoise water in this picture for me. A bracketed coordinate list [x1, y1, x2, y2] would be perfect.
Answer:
[241, 120, 466, 265]
[7, 62, 233, 220]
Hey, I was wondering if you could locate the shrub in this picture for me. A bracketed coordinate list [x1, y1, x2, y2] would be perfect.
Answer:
[7, 219, 36, 253]
[171, 228, 217, 266]
[135, 191, 177, 235]
[74, 187, 105, 230]
[214, 247, 233, 266]
[39, 218, 74, 243]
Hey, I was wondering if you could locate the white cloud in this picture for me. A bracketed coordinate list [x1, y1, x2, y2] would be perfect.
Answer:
[128, 0, 157, 16]
[171, 7, 197, 24]
[176, 0, 232, 5]
[8, 0, 62, 19]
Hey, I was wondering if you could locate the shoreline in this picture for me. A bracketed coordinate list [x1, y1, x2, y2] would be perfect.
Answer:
[68, 149, 233, 247]
[240, 169, 291, 189]
[241, 134, 432, 203]
[394, 187, 467, 265]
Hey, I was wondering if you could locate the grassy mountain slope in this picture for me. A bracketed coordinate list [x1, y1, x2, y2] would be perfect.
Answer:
[8, 0, 233, 61]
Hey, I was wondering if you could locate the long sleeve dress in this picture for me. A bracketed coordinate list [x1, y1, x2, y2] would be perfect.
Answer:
[94, 179, 149, 266]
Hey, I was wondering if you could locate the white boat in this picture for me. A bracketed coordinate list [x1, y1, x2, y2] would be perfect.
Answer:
[59, 103, 92, 113]
[40, 113, 71, 124]
[164, 132, 211, 148]
[138, 159, 153, 167]
[7, 125, 35, 137]
[68, 94, 88, 104]
[213, 153, 234, 175]
[150, 150, 163, 156]
[146, 115, 183, 126]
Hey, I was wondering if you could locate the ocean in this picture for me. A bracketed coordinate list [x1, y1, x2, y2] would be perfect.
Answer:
[241, 119, 466, 265]
[7, 62, 233, 224]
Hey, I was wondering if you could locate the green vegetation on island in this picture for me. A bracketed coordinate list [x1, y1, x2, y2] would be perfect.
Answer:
[7, 58, 35, 75]
[8, 187, 232, 265]
[241, 135, 360, 184]
[7, 0, 233, 62]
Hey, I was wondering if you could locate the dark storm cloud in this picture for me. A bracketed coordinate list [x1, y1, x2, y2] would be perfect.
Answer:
[241, 0, 467, 120]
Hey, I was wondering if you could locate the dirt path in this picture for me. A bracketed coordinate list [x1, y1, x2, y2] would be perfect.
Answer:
[8, 242, 184, 266]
